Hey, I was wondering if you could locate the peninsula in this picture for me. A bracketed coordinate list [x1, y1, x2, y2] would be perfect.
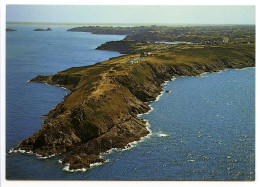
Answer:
[15, 25, 255, 171]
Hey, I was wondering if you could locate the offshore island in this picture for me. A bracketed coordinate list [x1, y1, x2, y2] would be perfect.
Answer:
[14, 25, 255, 171]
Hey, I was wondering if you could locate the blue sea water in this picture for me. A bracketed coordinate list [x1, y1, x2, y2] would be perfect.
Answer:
[6, 25, 255, 180]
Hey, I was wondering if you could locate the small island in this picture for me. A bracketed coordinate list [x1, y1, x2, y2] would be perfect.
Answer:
[6, 28, 16, 32]
[33, 28, 52, 31]
[14, 25, 255, 171]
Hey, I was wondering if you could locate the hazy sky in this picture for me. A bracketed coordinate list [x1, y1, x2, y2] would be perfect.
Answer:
[6, 5, 255, 24]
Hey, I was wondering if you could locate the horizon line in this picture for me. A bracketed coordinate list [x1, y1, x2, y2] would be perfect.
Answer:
[6, 21, 255, 26]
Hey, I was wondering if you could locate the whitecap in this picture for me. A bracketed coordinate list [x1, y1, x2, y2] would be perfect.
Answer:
[89, 162, 103, 169]
[162, 80, 169, 86]
[61, 86, 69, 90]
[8, 148, 17, 153]
[9, 148, 34, 155]
[215, 70, 224, 74]
[18, 149, 26, 153]
[159, 133, 168, 138]
[47, 153, 57, 158]
[155, 91, 164, 101]
[58, 159, 63, 164]
[26, 150, 33, 155]
[137, 107, 154, 118]
[200, 72, 209, 77]
[171, 77, 176, 81]
[62, 162, 101, 172]
[38, 156, 48, 159]
[62, 164, 71, 172]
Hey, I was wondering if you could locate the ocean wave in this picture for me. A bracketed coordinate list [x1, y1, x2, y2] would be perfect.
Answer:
[8, 148, 29, 154]
[162, 80, 169, 86]
[171, 77, 176, 81]
[62, 164, 87, 172]
[62, 160, 105, 172]
[155, 91, 164, 101]
[90, 162, 104, 169]
[8, 148, 59, 159]
[58, 159, 63, 164]
[36, 153, 57, 159]
[61, 86, 68, 90]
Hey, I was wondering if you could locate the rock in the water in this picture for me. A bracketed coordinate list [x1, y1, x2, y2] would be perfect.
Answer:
[34, 28, 52, 31]
[6, 28, 16, 32]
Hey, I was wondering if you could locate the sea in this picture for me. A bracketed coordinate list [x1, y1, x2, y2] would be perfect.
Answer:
[6, 25, 255, 181]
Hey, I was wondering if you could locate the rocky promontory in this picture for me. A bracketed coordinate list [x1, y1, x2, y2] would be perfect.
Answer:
[15, 40, 255, 171]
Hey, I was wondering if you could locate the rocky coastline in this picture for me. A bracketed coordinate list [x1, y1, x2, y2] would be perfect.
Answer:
[13, 30, 255, 171]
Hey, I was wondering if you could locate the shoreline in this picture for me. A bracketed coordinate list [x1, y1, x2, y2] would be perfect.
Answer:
[57, 66, 255, 172]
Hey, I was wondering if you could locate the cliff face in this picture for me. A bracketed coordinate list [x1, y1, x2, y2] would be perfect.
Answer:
[15, 44, 255, 170]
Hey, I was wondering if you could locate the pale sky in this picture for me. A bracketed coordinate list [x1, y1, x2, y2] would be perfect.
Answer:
[6, 5, 255, 25]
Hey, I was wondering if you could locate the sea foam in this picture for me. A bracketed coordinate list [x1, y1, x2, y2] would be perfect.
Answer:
[8, 147, 59, 159]
[62, 161, 105, 172]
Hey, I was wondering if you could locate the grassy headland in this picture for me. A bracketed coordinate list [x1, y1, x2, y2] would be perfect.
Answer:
[15, 25, 255, 171]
